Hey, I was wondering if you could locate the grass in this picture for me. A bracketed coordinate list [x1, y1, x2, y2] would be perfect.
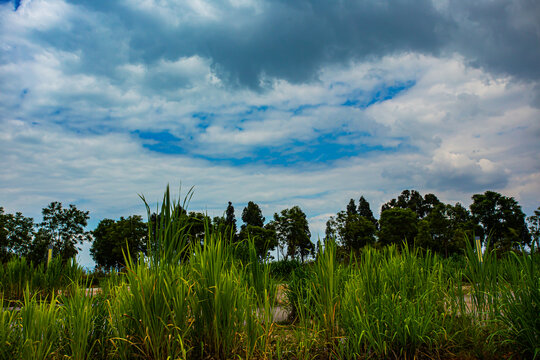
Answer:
[1, 186, 538, 359]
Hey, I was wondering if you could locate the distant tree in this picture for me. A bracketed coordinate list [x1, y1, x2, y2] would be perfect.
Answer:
[326, 210, 376, 251]
[326, 197, 377, 252]
[91, 216, 147, 270]
[382, 190, 440, 219]
[238, 224, 277, 260]
[0, 207, 35, 262]
[271, 206, 314, 262]
[413, 202, 479, 256]
[358, 196, 378, 227]
[225, 201, 237, 235]
[470, 191, 530, 252]
[343, 214, 376, 250]
[346, 199, 357, 215]
[0, 208, 7, 262]
[527, 207, 540, 249]
[27, 228, 52, 265]
[186, 211, 211, 244]
[39, 202, 91, 261]
[242, 201, 265, 229]
[378, 208, 418, 247]
[414, 220, 434, 252]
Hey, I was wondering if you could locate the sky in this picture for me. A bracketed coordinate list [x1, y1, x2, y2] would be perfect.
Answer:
[1, 0, 539, 268]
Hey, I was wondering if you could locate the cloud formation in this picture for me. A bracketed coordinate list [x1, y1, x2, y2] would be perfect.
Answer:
[1, 0, 539, 267]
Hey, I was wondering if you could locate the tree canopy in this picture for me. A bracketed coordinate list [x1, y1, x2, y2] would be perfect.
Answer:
[271, 206, 314, 262]
[40, 202, 91, 261]
[242, 201, 265, 228]
[470, 191, 530, 252]
[326, 197, 376, 252]
[91, 215, 147, 270]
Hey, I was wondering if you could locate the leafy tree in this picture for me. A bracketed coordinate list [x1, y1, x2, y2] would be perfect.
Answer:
[242, 201, 265, 229]
[413, 202, 479, 256]
[225, 201, 237, 236]
[326, 211, 376, 252]
[271, 206, 314, 262]
[358, 196, 377, 227]
[415, 219, 434, 251]
[0, 207, 35, 262]
[0, 208, 7, 262]
[27, 228, 51, 265]
[378, 208, 418, 247]
[346, 199, 357, 215]
[470, 191, 530, 252]
[238, 224, 277, 260]
[326, 197, 377, 252]
[39, 202, 91, 261]
[186, 211, 212, 245]
[342, 214, 376, 250]
[527, 206, 540, 249]
[382, 190, 440, 219]
[91, 216, 147, 270]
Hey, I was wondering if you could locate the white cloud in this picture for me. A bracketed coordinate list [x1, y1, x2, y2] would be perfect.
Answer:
[1, 1, 539, 268]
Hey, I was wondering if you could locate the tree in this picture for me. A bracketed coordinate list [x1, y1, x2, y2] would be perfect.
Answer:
[378, 208, 418, 247]
[271, 206, 314, 262]
[346, 199, 357, 215]
[326, 210, 376, 252]
[238, 224, 277, 260]
[358, 196, 377, 227]
[342, 214, 376, 250]
[242, 201, 265, 229]
[470, 191, 530, 252]
[0, 207, 35, 262]
[0, 208, 7, 262]
[39, 202, 91, 261]
[381, 190, 440, 219]
[225, 202, 237, 234]
[527, 207, 540, 249]
[186, 211, 212, 245]
[27, 228, 52, 265]
[91, 216, 147, 270]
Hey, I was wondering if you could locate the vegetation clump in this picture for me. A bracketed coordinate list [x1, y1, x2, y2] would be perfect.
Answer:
[0, 186, 539, 359]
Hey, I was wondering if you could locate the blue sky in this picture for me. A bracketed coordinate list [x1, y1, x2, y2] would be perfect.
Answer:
[1, 0, 539, 268]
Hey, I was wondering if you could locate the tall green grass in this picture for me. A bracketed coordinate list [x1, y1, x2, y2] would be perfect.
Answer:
[497, 249, 540, 358]
[0, 256, 84, 303]
[1, 186, 538, 359]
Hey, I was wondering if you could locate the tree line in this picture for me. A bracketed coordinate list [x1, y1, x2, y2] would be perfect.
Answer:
[1, 190, 539, 270]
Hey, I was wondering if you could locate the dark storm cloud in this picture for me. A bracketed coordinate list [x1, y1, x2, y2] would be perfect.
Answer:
[447, 0, 540, 81]
[28, 0, 538, 89]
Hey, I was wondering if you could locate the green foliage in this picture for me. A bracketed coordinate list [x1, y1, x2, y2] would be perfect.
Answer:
[242, 201, 265, 228]
[238, 224, 277, 260]
[225, 201, 237, 236]
[285, 262, 315, 322]
[470, 191, 531, 252]
[340, 246, 448, 358]
[18, 287, 61, 360]
[0, 255, 84, 302]
[60, 282, 100, 360]
[527, 206, 540, 249]
[497, 250, 540, 358]
[0, 207, 34, 262]
[381, 189, 441, 218]
[272, 205, 314, 262]
[141, 185, 193, 265]
[2, 187, 540, 359]
[378, 207, 418, 246]
[40, 202, 91, 262]
[327, 197, 377, 252]
[91, 215, 147, 270]
[358, 196, 377, 227]
[269, 258, 302, 280]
